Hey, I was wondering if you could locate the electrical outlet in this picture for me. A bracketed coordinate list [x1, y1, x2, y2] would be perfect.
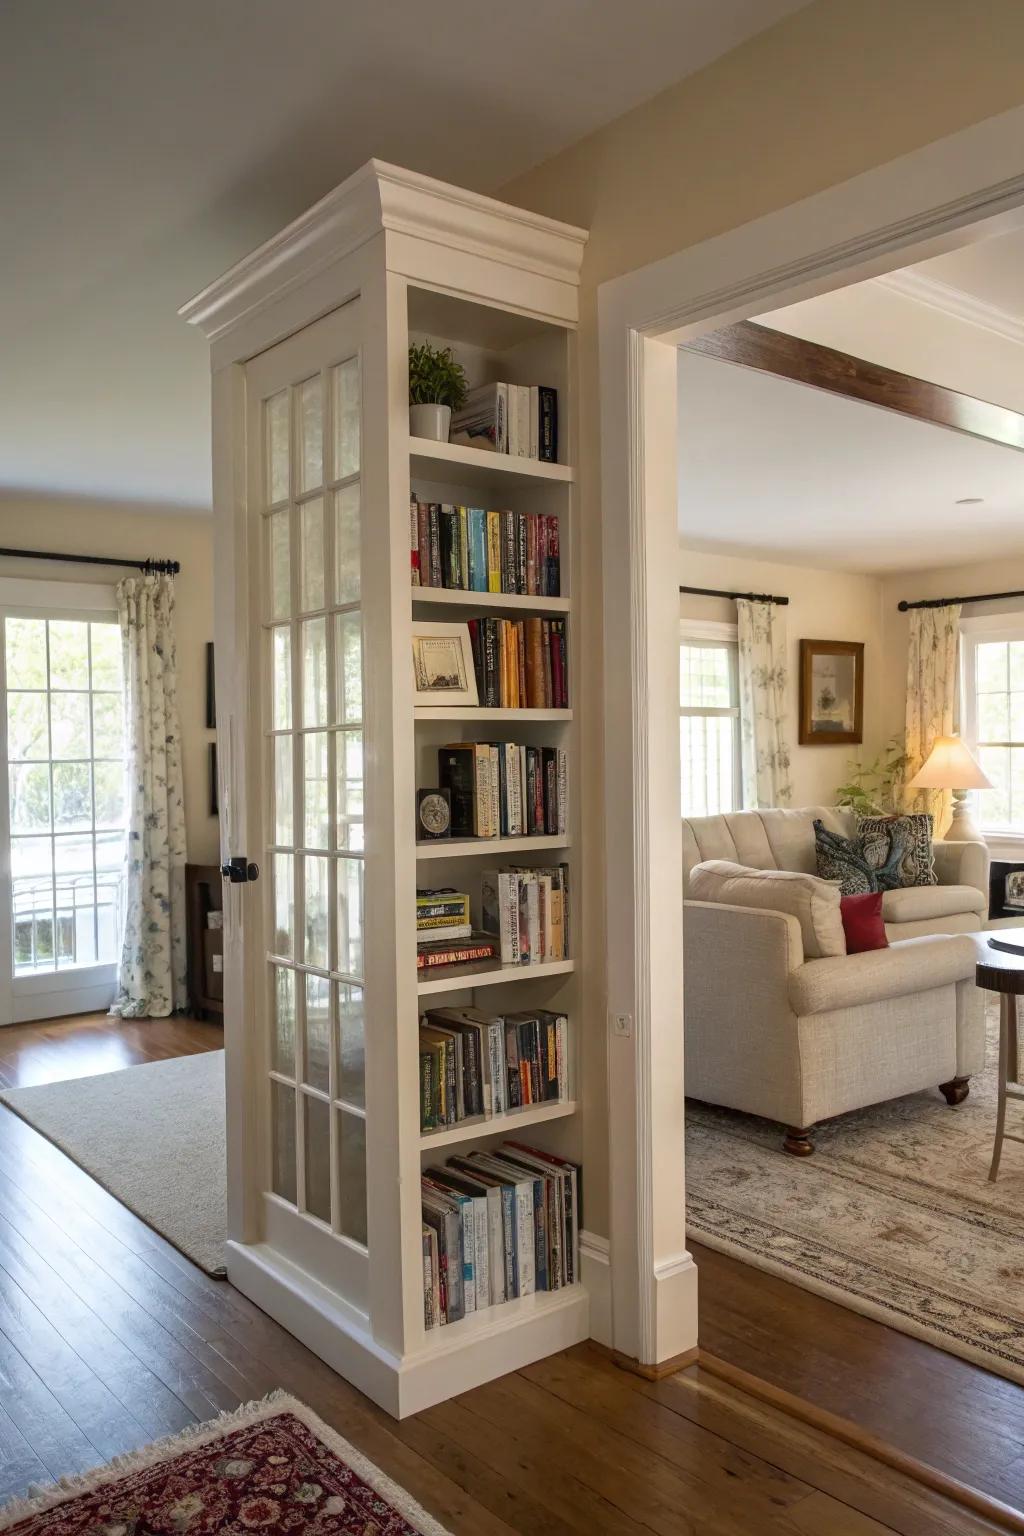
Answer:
[612, 1012, 632, 1038]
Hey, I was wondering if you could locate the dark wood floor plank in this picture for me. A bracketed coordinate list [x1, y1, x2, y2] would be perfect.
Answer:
[0, 1401, 51, 1502]
[0, 1329, 100, 1481]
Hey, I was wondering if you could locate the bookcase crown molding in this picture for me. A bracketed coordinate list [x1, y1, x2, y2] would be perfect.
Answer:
[179, 158, 588, 344]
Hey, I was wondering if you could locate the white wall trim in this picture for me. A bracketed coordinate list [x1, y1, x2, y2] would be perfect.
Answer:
[579, 1230, 612, 1347]
[875, 267, 1024, 348]
[598, 100, 1024, 1370]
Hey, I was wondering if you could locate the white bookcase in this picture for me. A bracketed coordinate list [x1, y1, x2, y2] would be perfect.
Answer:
[182, 161, 588, 1416]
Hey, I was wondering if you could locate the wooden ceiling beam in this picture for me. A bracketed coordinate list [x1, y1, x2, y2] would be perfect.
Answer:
[682, 319, 1024, 453]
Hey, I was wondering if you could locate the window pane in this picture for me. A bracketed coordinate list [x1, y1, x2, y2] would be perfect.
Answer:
[336, 729, 364, 851]
[303, 733, 329, 850]
[979, 746, 1010, 826]
[9, 763, 51, 834]
[302, 617, 328, 727]
[977, 641, 1008, 695]
[271, 965, 296, 1077]
[53, 762, 92, 831]
[54, 836, 97, 967]
[336, 981, 365, 1110]
[94, 761, 126, 829]
[273, 734, 293, 846]
[304, 1094, 332, 1223]
[336, 855, 364, 979]
[338, 1108, 367, 1246]
[332, 357, 360, 480]
[90, 624, 123, 690]
[12, 837, 53, 974]
[335, 611, 362, 726]
[266, 390, 289, 504]
[304, 972, 330, 1093]
[269, 510, 291, 622]
[92, 694, 124, 759]
[978, 690, 1009, 742]
[48, 622, 89, 690]
[5, 619, 47, 689]
[273, 852, 294, 957]
[680, 642, 733, 708]
[297, 377, 323, 493]
[303, 854, 329, 970]
[300, 498, 325, 613]
[50, 693, 90, 758]
[271, 1080, 297, 1204]
[8, 692, 49, 760]
[681, 714, 738, 817]
[272, 627, 292, 731]
[334, 485, 360, 605]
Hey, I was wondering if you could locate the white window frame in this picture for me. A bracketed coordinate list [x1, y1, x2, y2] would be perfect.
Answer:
[960, 610, 1024, 848]
[0, 577, 123, 1024]
[679, 617, 743, 817]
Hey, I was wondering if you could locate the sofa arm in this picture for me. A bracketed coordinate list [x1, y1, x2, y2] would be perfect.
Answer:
[684, 898, 805, 973]
[933, 839, 989, 901]
[790, 932, 977, 1017]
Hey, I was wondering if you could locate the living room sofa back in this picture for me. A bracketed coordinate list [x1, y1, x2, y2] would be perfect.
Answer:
[682, 807, 989, 940]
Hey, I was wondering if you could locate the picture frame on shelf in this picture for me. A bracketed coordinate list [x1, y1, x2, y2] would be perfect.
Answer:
[799, 639, 864, 745]
[416, 787, 452, 842]
[411, 620, 479, 707]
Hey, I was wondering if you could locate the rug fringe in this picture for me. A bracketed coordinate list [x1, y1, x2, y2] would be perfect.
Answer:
[0, 1391, 451, 1536]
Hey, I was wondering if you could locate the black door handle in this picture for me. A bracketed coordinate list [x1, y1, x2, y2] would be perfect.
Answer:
[221, 857, 260, 883]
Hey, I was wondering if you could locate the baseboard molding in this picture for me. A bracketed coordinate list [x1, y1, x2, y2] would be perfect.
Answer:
[697, 1351, 1024, 1534]
[579, 1229, 611, 1347]
[613, 1345, 699, 1380]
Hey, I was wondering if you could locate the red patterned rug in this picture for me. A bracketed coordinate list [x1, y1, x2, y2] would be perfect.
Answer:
[0, 1393, 450, 1536]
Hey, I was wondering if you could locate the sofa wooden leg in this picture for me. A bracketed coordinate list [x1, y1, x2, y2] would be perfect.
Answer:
[783, 1127, 815, 1157]
[939, 1076, 970, 1107]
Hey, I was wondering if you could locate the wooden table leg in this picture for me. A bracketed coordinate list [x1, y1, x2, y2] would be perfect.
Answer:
[990, 991, 1013, 1182]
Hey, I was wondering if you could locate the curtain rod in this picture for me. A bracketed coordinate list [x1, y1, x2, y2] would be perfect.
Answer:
[898, 588, 1024, 612]
[680, 584, 789, 606]
[0, 547, 180, 576]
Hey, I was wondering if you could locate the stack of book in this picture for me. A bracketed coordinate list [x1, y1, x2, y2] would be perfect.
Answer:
[481, 865, 569, 965]
[421, 1141, 580, 1327]
[416, 889, 498, 974]
[419, 1006, 570, 1132]
[439, 742, 567, 839]
[446, 383, 557, 462]
[466, 616, 568, 709]
[410, 499, 560, 597]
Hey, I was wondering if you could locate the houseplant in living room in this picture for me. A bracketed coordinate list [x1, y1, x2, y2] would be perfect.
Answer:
[408, 341, 468, 442]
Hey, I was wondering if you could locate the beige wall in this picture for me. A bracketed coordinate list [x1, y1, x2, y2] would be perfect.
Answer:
[0, 496, 218, 865]
[498, 0, 1024, 1239]
[680, 548, 885, 807]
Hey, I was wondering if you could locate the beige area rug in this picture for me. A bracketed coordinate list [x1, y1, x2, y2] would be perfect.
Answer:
[686, 1000, 1024, 1384]
[0, 1049, 226, 1276]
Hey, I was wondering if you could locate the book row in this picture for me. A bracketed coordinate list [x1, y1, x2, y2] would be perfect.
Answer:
[419, 1005, 570, 1131]
[438, 742, 568, 839]
[481, 865, 569, 966]
[410, 500, 560, 597]
[422, 1140, 580, 1327]
[467, 616, 568, 710]
[449, 382, 558, 462]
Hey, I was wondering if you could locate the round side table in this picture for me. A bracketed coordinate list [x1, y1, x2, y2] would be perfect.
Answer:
[974, 931, 1024, 1182]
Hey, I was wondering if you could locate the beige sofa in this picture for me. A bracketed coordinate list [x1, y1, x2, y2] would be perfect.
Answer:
[682, 807, 988, 1154]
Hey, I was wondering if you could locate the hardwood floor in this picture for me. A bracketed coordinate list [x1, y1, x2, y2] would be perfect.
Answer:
[0, 1014, 1016, 1533]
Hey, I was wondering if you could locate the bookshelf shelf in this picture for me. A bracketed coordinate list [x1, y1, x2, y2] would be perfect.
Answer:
[411, 1282, 587, 1355]
[419, 1098, 578, 1150]
[416, 834, 570, 861]
[414, 706, 572, 723]
[409, 437, 574, 491]
[416, 957, 575, 996]
[412, 588, 570, 615]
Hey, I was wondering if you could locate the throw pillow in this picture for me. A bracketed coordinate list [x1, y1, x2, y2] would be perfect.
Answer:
[840, 891, 888, 953]
[813, 820, 878, 896]
[858, 813, 937, 889]
[687, 859, 846, 959]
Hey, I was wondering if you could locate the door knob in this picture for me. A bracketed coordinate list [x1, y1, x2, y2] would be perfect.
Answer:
[221, 857, 260, 883]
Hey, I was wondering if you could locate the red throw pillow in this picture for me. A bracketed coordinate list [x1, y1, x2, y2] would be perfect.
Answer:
[840, 891, 888, 954]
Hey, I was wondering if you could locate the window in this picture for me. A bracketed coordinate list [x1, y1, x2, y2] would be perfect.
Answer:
[680, 623, 742, 816]
[962, 622, 1024, 833]
[3, 614, 126, 980]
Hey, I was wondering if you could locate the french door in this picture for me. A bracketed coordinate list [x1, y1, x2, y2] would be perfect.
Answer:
[235, 302, 369, 1306]
[0, 582, 127, 1024]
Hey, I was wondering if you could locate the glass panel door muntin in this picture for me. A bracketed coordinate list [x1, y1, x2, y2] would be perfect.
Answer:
[258, 338, 366, 1250]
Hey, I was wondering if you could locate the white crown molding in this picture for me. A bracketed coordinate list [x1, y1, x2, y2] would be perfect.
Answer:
[874, 267, 1024, 347]
[179, 159, 587, 344]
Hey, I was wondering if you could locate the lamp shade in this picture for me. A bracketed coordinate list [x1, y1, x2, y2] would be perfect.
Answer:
[906, 735, 992, 791]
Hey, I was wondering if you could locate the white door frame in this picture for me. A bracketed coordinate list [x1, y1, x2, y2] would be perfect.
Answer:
[598, 102, 1024, 1365]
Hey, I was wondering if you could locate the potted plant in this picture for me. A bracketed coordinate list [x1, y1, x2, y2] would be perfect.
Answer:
[408, 342, 468, 442]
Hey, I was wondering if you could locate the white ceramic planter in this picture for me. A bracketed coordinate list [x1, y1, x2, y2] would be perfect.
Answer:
[409, 403, 451, 442]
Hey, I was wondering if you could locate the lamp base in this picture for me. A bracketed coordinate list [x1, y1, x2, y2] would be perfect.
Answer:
[944, 789, 984, 843]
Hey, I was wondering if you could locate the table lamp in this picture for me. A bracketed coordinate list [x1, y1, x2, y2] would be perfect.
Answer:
[906, 734, 992, 841]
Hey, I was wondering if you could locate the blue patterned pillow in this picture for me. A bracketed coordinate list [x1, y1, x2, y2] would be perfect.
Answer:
[858, 814, 937, 889]
[813, 820, 877, 896]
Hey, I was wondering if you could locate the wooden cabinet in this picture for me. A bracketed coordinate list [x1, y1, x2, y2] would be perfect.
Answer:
[185, 863, 224, 1022]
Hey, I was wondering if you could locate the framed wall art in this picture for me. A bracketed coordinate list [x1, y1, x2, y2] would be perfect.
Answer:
[799, 639, 864, 745]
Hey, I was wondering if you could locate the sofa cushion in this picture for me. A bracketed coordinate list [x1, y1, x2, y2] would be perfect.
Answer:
[840, 892, 888, 953]
[759, 806, 854, 876]
[789, 933, 977, 1016]
[859, 813, 937, 889]
[682, 812, 776, 883]
[688, 859, 846, 959]
[881, 883, 987, 923]
[814, 819, 878, 895]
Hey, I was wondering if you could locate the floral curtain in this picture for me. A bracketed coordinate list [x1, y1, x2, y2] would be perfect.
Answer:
[736, 598, 793, 809]
[111, 574, 187, 1017]
[904, 602, 961, 835]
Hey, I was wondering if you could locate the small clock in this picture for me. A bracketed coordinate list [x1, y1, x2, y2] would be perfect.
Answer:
[416, 787, 452, 842]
